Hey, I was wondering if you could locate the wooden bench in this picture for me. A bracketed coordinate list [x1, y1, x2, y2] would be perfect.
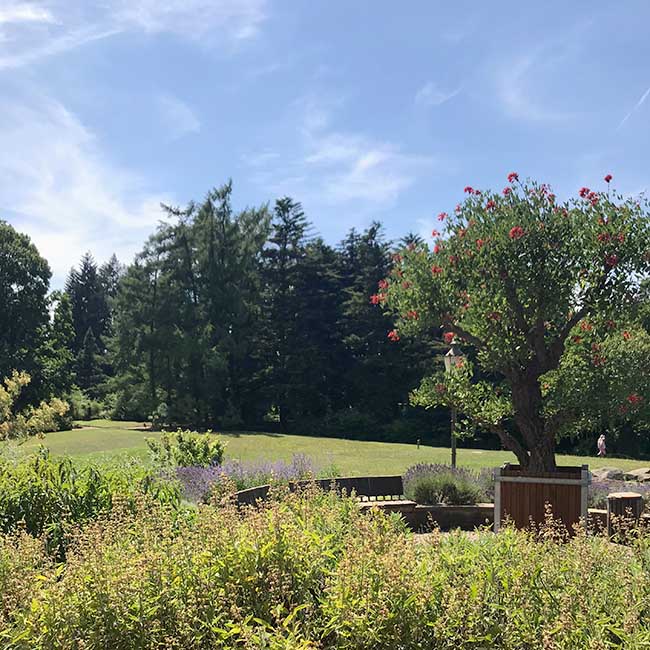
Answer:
[233, 475, 417, 514]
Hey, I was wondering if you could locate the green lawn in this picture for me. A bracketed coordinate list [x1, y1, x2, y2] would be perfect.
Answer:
[5, 420, 648, 475]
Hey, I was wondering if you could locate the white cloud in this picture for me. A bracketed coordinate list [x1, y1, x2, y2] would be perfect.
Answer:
[246, 97, 435, 209]
[496, 55, 575, 123]
[0, 2, 54, 24]
[414, 81, 460, 108]
[617, 84, 650, 131]
[0, 92, 171, 284]
[157, 94, 201, 140]
[115, 0, 266, 40]
[0, 0, 268, 70]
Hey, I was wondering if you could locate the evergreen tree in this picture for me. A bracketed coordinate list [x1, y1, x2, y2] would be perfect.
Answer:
[76, 329, 105, 398]
[39, 292, 76, 395]
[66, 252, 110, 353]
[260, 197, 311, 429]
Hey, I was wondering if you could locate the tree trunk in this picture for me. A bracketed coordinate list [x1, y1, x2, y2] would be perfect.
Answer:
[510, 369, 557, 472]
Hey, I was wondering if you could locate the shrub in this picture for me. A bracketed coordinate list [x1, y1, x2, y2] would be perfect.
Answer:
[146, 429, 226, 468]
[589, 479, 650, 509]
[175, 453, 338, 502]
[403, 464, 490, 505]
[0, 372, 70, 439]
[2, 491, 650, 647]
[0, 450, 180, 557]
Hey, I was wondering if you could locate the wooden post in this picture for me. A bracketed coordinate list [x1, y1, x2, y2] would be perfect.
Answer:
[450, 407, 457, 468]
[607, 491, 644, 538]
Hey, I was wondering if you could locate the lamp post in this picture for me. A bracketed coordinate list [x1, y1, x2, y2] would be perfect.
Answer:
[444, 344, 465, 468]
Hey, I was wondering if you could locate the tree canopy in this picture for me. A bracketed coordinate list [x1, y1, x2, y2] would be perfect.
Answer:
[382, 174, 650, 471]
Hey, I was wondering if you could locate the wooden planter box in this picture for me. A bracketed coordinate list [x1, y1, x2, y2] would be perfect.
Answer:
[494, 464, 590, 532]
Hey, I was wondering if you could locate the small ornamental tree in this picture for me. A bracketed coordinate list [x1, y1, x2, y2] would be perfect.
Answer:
[380, 174, 650, 472]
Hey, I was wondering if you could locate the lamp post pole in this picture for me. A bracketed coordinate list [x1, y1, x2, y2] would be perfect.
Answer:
[444, 344, 465, 469]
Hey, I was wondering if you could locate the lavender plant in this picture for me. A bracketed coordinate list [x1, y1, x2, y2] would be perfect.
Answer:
[175, 453, 335, 502]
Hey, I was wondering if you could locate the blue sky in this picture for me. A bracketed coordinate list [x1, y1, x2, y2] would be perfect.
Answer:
[2, 1, 650, 285]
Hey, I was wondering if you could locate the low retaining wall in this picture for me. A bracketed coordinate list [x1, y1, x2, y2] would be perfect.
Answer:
[403, 504, 494, 532]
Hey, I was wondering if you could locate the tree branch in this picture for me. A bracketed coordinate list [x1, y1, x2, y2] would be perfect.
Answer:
[490, 424, 530, 467]
[441, 316, 485, 349]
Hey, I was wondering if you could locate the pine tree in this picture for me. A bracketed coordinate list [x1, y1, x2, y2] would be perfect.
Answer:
[76, 329, 105, 398]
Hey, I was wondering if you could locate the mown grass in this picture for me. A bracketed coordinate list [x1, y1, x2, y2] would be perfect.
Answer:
[6, 419, 648, 475]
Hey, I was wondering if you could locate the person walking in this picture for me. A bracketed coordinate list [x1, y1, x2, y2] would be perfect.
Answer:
[597, 434, 606, 457]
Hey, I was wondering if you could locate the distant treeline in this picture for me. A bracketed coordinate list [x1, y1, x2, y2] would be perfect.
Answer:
[1, 181, 476, 445]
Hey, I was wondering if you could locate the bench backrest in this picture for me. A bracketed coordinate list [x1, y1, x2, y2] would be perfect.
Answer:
[234, 475, 404, 506]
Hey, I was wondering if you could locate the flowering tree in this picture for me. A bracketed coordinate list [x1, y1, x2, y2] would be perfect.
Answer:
[379, 174, 650, 472]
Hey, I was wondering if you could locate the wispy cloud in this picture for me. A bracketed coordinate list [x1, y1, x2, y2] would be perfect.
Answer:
[246, 96, 435, 209]
[114, 0, 267, 41]
[0, 2, 54, 24]
[414, 81, 461, 108]
[157, 94, 201, 140]
[0, 91, 170, 283]
[0, 25, 118, 70]
[496, 55, 575, 123]
[0, 0, 268, 70]
[617, 85, 650, 131]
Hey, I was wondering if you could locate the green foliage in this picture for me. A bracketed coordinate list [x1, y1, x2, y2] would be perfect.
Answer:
[0, 450, 180, 557]
[146, 429, 226, 467]
[404, 471, 484, 505]
[1, 490, 650, 647]
[0, 372, 70, 440]
[65, 386, 107, 421]
[384, 176, 650, 470]
[0, 220, 51, 403]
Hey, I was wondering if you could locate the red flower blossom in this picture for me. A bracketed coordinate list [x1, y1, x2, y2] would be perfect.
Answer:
[623, 330, 632, 340]
[431, 229, 440, 237]
[430, 265, 443, 275]
[387, 329, 400, 342]
[455, 204, 462, 214]
[588, 191, 599, 206]
[443, 331, 454, 344]
[507, 172, 519, 183]
[572, 336, 582, 344]
[605, 254, 619, 268]
[617, 233, 625, 243]
[627, 393, 643, 406]
[509, 226, 525, 240]
[604, 174, 613, 183]
[378, 279, 389, 290]
[438, 212, 448, 221]
[548, 193, 555, 202]
[476, 238, 486, 250]
[579, 187, 590, 198]
[580, 321, 593, 332]
[486, 200, 496, 210]
[449, 255, 459, 265]
[402, 281, 411, 289]
[433, 244, 441, 254]
[592, 354, 606, 367]
[392, 253, 403, 263]
[370, 294, 382, 305]
[503, 187, 512, 196]
[406, 310, 419, 320]
[464, 186, 474, 194]
[597, 232, 610, 243]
